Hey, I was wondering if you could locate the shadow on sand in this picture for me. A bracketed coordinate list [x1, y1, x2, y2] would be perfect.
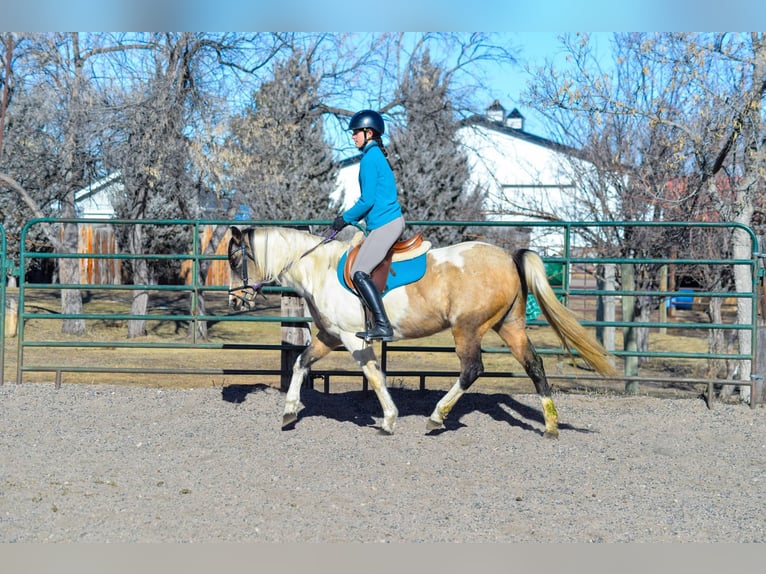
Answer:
[221, 384, 592, 436]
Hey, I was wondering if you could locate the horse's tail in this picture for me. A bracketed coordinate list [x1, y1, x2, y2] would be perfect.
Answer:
[513, 249, 617, 377]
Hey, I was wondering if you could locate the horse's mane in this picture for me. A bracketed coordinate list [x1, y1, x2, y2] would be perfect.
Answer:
[249, 227, 348, 282]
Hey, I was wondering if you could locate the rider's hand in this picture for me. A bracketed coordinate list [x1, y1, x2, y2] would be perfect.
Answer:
[331, 216, 348, 232]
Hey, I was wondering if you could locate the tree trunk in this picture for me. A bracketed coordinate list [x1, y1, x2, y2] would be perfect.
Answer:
[185, 226, 228, 341]
[622, 263, 639, 393]
[706, 295, 727, 379]
[596, 263, 616, 353]
[59, 221, 86, 335]
[635, 295, 652, 365]
[732, 224, 754, 402]
[188, 285, 208, 341]
[127, 223, 148, 338]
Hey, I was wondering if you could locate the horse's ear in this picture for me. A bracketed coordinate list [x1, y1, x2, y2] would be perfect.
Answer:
[230, 226, 242, 244]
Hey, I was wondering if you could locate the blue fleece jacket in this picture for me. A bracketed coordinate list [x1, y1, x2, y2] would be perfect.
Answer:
[341, 141, 403, 230]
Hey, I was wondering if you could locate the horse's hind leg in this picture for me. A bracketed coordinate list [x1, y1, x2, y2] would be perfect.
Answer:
[282, 330, 339, 428]
[497, 323, 559, 438]
[427, 330, 484, 431]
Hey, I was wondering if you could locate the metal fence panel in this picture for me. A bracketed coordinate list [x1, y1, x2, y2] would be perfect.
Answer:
[8, 218, 764, 408]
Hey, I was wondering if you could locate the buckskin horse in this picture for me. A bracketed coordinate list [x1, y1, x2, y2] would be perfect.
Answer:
[227, 225, 616, 438]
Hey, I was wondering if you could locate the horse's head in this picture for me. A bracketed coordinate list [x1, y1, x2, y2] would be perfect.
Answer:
[227, 226, 263, 312]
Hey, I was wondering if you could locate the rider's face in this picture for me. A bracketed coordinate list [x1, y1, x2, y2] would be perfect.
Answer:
[351, 128, 367, 149]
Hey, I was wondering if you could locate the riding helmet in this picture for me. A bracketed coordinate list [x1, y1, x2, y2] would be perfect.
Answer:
[348, 109, 385, 135]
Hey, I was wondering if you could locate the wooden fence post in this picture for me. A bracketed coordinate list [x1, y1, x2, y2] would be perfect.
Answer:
[280, 292, 311, 392]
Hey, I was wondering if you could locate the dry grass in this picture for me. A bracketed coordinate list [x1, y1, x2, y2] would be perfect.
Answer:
[3, 286, 725, 400]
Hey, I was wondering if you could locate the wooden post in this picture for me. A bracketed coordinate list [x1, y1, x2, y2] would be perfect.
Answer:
[659, 264, 668, 335]
[280, 292, 311, 392]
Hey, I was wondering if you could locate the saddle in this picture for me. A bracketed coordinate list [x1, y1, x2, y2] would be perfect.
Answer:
[342, 231, 431, 293]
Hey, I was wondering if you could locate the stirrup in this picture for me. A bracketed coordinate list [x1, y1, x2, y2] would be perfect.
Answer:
[355, 324, 394, 342]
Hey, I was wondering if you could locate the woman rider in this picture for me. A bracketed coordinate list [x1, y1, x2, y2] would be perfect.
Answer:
[331, 109, 405, 342]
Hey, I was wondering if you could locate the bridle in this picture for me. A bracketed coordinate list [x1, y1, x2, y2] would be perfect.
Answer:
[228, 227, 339, 308]
[227, 236, 269, 308]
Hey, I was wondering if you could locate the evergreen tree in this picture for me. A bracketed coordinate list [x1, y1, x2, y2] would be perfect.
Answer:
[389, 52, 486, 246]
[226, 51, 338, 222]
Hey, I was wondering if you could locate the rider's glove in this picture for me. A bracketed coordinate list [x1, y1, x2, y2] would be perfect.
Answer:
[331, 216, 348, 232]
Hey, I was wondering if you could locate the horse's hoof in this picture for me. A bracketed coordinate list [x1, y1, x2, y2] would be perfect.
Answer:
[282, 413, 298, 428]
[543, 430, 559, 440]
[377, 427, 394, 436]
[426, 417, 443, 432]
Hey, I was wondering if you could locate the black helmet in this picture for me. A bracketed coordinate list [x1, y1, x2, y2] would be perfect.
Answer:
[348, 109, 385, 135]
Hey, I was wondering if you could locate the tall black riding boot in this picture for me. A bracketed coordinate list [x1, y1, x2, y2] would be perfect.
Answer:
[352, 271, 394, 342]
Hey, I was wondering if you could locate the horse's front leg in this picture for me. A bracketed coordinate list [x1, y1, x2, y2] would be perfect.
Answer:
[343, 334, 398, 434]
[282, 330, 339, 428]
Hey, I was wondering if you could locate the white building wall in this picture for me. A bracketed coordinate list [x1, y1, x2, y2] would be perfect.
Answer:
[74, 172, 123, 219]
[330, 162, 360, 212]
[458, 125, 575, 212]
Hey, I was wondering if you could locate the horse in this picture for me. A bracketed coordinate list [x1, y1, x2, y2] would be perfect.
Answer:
[227, 225, 616, 438]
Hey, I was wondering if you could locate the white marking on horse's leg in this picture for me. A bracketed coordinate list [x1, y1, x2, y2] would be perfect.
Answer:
[282, 333, 339, 428]
[342, 333, 398, 434]
[540, 396, 559, 439]
[427, 379, 464, 430]
[282, 354, 307, 427]
[362, 360, 398, 434]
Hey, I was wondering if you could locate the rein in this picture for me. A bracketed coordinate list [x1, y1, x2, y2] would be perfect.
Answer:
[228, 228, 339, 307]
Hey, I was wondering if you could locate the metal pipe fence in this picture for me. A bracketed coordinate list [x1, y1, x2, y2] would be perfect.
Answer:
[4, 218, 764, 408]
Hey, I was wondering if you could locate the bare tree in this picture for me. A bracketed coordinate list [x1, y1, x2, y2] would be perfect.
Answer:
[103, 33, 204, 338]
[525, 32, 766, 401]
[0, 33, 145, 334]
[101, 33, 290, 339]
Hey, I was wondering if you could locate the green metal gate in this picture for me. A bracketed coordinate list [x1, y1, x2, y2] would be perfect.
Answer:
[7, 218, 765, 408]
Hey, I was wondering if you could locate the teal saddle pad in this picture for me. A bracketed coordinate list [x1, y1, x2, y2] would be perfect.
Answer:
[336, 252, 427, 297]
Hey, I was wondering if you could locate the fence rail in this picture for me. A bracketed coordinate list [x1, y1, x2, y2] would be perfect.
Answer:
[3, 218, 765, 409]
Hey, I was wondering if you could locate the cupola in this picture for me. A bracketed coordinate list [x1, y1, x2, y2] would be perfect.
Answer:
[486, 100, 505, 123]
[506, 107, 524, 130]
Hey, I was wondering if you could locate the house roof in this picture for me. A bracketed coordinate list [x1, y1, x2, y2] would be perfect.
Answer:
[459, 113, 582, 158]
[335, 108, 582, 168]
[74, 171, 123, 203]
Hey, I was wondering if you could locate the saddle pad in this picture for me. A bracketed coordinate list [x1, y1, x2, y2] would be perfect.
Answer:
[337, 252, 427, 296]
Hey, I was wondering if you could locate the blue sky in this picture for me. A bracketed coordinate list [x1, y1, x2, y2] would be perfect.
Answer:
[5, 0, 765, 32]
[485, 33, 614, 137]
[480, 33, 566, 136]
